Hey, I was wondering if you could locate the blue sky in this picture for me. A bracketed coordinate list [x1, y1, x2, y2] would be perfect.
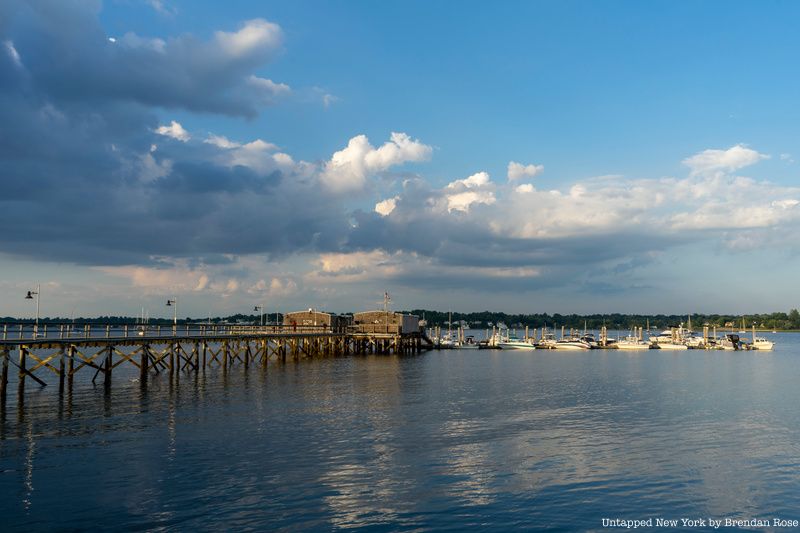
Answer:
[2, 0, 800, 319]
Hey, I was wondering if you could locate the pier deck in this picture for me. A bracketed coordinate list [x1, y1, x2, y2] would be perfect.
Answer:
[0, 323, 425, 409]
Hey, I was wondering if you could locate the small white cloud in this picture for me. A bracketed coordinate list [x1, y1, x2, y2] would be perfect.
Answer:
[780, 153, 794, 163]
[445, 172, 496, 212]
[205, 133, 296, 175]
[250, 277, 298, 296]
[246, 75, 291, 105]
[242, 139, 278, 151]
[507, 161, 544, 181]
[138, 152, 172, 182]
[147, 0, 176, 16]
[375, 196, 398, 216]
[119, 32, 166, 53]
[446, 190, 496, 213]
[323, 93, 339, 109]
[447, 171, 491, 190]
[108, 37, 117, 43]
[194, 274, 209, 291]
[155, 120, 190, 142]
[269, 277, 298, 296]
[3, 40, 22, 67]
[515, 183, 535, 193]
[683, 144, 769, 176]
[272, 152, 294, 167]
[215, 19, 282, 58]
[204, 134, 240, 149]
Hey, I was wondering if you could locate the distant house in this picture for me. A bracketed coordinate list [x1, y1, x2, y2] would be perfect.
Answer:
[352, 310, 420, 334]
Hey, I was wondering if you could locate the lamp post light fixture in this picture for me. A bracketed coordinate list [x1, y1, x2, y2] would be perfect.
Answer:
[254, 305, 264, 327]
[166, 297, 178, 332]
[25, 284, 40, 337]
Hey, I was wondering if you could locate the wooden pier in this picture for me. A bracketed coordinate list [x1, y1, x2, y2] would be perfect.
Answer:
[0, 323, 426, 408]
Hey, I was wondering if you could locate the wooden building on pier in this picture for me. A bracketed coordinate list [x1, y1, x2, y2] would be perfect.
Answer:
[352, 311, 420, 335]
[283, 310, 351, 332]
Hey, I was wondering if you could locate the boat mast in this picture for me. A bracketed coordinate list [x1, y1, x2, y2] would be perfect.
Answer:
[448, 309, 452, 338]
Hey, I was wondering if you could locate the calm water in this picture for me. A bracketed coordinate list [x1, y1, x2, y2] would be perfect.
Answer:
[2, 334, 800, 531]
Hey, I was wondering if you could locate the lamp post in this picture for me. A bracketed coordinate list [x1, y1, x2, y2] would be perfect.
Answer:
[254, 305, 264, 327]
[25, 284, 40, 338]
[166, 297, 177, 333]
[384, 291, 391, 334]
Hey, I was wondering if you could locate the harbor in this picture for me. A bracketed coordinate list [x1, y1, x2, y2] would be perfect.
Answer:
[429, 322, 777, 351]
[4, 1, 800, 529]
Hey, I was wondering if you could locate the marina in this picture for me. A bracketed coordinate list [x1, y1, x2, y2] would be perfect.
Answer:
[428, 323, 776, 351]
[1, 313, 777, 417]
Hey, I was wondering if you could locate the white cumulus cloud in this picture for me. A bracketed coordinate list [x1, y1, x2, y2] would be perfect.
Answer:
[155, 120, 190, 141]
[375, 196, 399, 216]
[214, 19, 282, 59]
[321, 132, 432, 193]
[445, 171, 496, 213]
[683, 144, 769, 176]
[507, 161, 544, 181]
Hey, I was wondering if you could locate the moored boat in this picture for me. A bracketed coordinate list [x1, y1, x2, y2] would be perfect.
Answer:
[497, 336, 536, 350]
[554, 337, 592, 350]
[616, 336, 652, 350]
[650, 327, 689, 350]
[535, 332, 559, 349]
[750, 325, 775, 350]
[460, 335, 480, 349]
[752, 337, 775, 350]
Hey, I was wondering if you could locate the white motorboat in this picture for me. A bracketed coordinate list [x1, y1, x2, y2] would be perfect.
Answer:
[616, 336, 652, 350]
[460, 335, 480, 349]
[750, 325, 774, 350]
[718, 333, 746, 351]
[497, 337, 536, 350]
[554, 337, 592, 350]
[752, 337, 774, 350]
[535, 332, 558, 349]
[653, 341, 688, 350]
[650, 328, 688, 350]
[580, 333, 599, 348]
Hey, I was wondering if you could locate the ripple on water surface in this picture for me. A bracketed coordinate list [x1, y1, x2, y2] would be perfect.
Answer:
[2, 335, 800, 530]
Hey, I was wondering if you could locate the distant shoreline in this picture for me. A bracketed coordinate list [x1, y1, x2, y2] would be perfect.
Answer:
[2, 309, 799, 333]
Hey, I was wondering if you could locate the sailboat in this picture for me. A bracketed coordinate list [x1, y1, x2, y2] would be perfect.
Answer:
[137, 307, 148, 336]
[738, 317, 748, 334]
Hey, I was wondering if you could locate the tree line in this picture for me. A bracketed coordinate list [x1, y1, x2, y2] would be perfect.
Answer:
[5, 309, 800, 331]
[404, 309, 800, 331]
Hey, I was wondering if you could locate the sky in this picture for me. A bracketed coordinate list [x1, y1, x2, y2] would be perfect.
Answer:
[2, 0, 800, 319]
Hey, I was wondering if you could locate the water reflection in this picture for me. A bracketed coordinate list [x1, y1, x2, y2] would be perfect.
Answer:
[22, 422, 34, 512]
[2, 336, 800, 529]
